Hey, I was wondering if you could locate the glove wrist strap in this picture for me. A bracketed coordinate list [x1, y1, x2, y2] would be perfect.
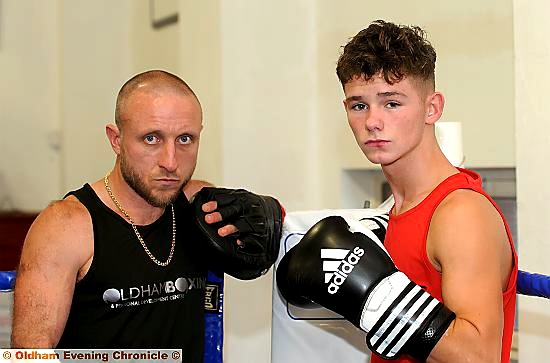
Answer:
[363, 272, 455, 360]
[405, 304, 455, 361]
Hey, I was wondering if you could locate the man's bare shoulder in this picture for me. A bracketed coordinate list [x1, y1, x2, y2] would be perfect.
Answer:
[21, 195, 93, 270]
[43, 194, 87, 216]
[428, 188, 511, 274]
[435, 188, 500, 222]
[35, 195, 90, 227]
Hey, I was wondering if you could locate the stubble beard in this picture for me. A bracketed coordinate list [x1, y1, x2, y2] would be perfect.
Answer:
[120, 154, 187, 208]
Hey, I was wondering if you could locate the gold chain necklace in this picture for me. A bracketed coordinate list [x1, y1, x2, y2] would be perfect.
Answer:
[104, 173, 175, 267]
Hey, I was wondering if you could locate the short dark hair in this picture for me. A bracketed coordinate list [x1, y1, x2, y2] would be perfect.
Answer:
[336, 20, 436, 89]
[115, 70, 200, 128]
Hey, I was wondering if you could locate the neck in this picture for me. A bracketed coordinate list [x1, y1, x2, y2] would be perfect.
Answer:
[382, 146, 458, 215]
[96, 168, 165, 225]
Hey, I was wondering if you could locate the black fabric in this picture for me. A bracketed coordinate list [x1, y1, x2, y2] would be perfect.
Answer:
[57, 184, 207, 362]
[193, 187, 283, 280]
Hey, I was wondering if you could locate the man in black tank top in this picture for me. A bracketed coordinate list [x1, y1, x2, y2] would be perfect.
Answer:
[10, 70, 227, 362]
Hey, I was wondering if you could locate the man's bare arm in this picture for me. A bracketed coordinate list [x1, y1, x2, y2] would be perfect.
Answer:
[426, 190, 513, 363]
[11, 198, 93, 347]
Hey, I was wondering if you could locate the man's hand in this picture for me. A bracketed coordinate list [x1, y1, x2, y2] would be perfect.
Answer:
[193, 187, 284, 280]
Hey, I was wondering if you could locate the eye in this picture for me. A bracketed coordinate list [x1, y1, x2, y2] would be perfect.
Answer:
[350, 102, 367, 111]
[144, 134, 159, 144]
[386, 101, 400, 109]
[178, 134, 193, 145]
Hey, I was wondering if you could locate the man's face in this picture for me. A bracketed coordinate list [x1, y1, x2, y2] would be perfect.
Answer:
[118, 91, 202, 207]
[343, 74, 431, 167]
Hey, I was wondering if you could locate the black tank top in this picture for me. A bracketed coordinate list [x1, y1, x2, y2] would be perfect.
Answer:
[57, 184, 207, 362]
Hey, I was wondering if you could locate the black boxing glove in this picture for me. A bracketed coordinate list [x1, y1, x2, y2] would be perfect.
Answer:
[276, 215, 455, 361]
[193, 187, 284, 280]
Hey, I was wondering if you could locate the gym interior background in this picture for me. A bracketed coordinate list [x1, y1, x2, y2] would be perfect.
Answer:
[1, 1, 549, 362]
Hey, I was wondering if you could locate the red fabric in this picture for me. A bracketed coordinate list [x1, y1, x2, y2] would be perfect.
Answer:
[371, 168, 518, 363]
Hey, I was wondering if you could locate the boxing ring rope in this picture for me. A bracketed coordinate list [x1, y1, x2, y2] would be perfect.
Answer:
[2, 269, 550, 296]
[516, 270, 550, 298]
[0, 271, 15, 293]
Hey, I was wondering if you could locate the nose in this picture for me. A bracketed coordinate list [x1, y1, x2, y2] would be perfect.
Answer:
[159, 143, 178, 172]
[365, 107, 383, 132]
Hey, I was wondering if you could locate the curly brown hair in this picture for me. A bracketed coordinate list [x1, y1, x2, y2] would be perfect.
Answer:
[336, 20, 436, 90]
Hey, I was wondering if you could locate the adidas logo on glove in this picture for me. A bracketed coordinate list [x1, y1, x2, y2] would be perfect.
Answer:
[321, 247, 364, 294]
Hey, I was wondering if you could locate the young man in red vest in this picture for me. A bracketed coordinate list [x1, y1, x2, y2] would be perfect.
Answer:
[277, 20, 517, 362]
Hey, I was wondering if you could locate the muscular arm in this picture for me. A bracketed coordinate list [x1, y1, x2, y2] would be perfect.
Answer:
[11, 198, 93, 348]
[426, 190, 513, 363]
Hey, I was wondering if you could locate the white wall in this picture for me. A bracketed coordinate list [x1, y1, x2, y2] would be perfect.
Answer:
[179, 1, 223, 186]
[0, 0, 61, 211]
[513, 1, 550, 361]
[131, 1, 180, 75]
[220, 2, 319, 361]
[219, 0, 319, 209]
[59, 0, 133, 192]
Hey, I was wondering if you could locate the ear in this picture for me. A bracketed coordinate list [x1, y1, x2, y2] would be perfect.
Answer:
[425, 92, 445, 125]
[106, 123, 122, 155]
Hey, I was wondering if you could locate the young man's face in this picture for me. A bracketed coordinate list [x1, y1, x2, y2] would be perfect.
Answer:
[343, 74, 432, 167]
[117, 91, 203, 207]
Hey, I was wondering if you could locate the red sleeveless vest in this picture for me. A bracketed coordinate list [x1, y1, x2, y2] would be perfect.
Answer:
[370, 168, 517, 363]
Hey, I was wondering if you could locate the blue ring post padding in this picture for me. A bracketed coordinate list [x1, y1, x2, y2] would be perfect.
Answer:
[204, 271, 224, 363]
[517, 270, 550, 298]
[0, 271, 16, 292]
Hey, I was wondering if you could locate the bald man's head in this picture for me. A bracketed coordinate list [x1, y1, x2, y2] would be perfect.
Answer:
[115, 70, 201, 129]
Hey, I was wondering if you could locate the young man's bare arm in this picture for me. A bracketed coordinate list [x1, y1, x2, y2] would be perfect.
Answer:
[426, 190, 513, 363]
[11, 198, 93, 347]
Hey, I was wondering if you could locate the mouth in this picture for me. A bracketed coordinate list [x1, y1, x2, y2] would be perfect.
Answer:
[365, 139, 390, 147]
[154, 178, 181, 186]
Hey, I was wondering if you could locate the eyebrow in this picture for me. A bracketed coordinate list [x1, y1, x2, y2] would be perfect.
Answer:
[344, 95, 364, 103]
[344, 91, 407, 103]
[378, 91, 407, 98]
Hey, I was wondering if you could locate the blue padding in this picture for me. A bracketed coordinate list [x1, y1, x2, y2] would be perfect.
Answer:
[204, 271, 224, 363]
[0, 271, 16, 292]
[517, 270, 550, 299]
